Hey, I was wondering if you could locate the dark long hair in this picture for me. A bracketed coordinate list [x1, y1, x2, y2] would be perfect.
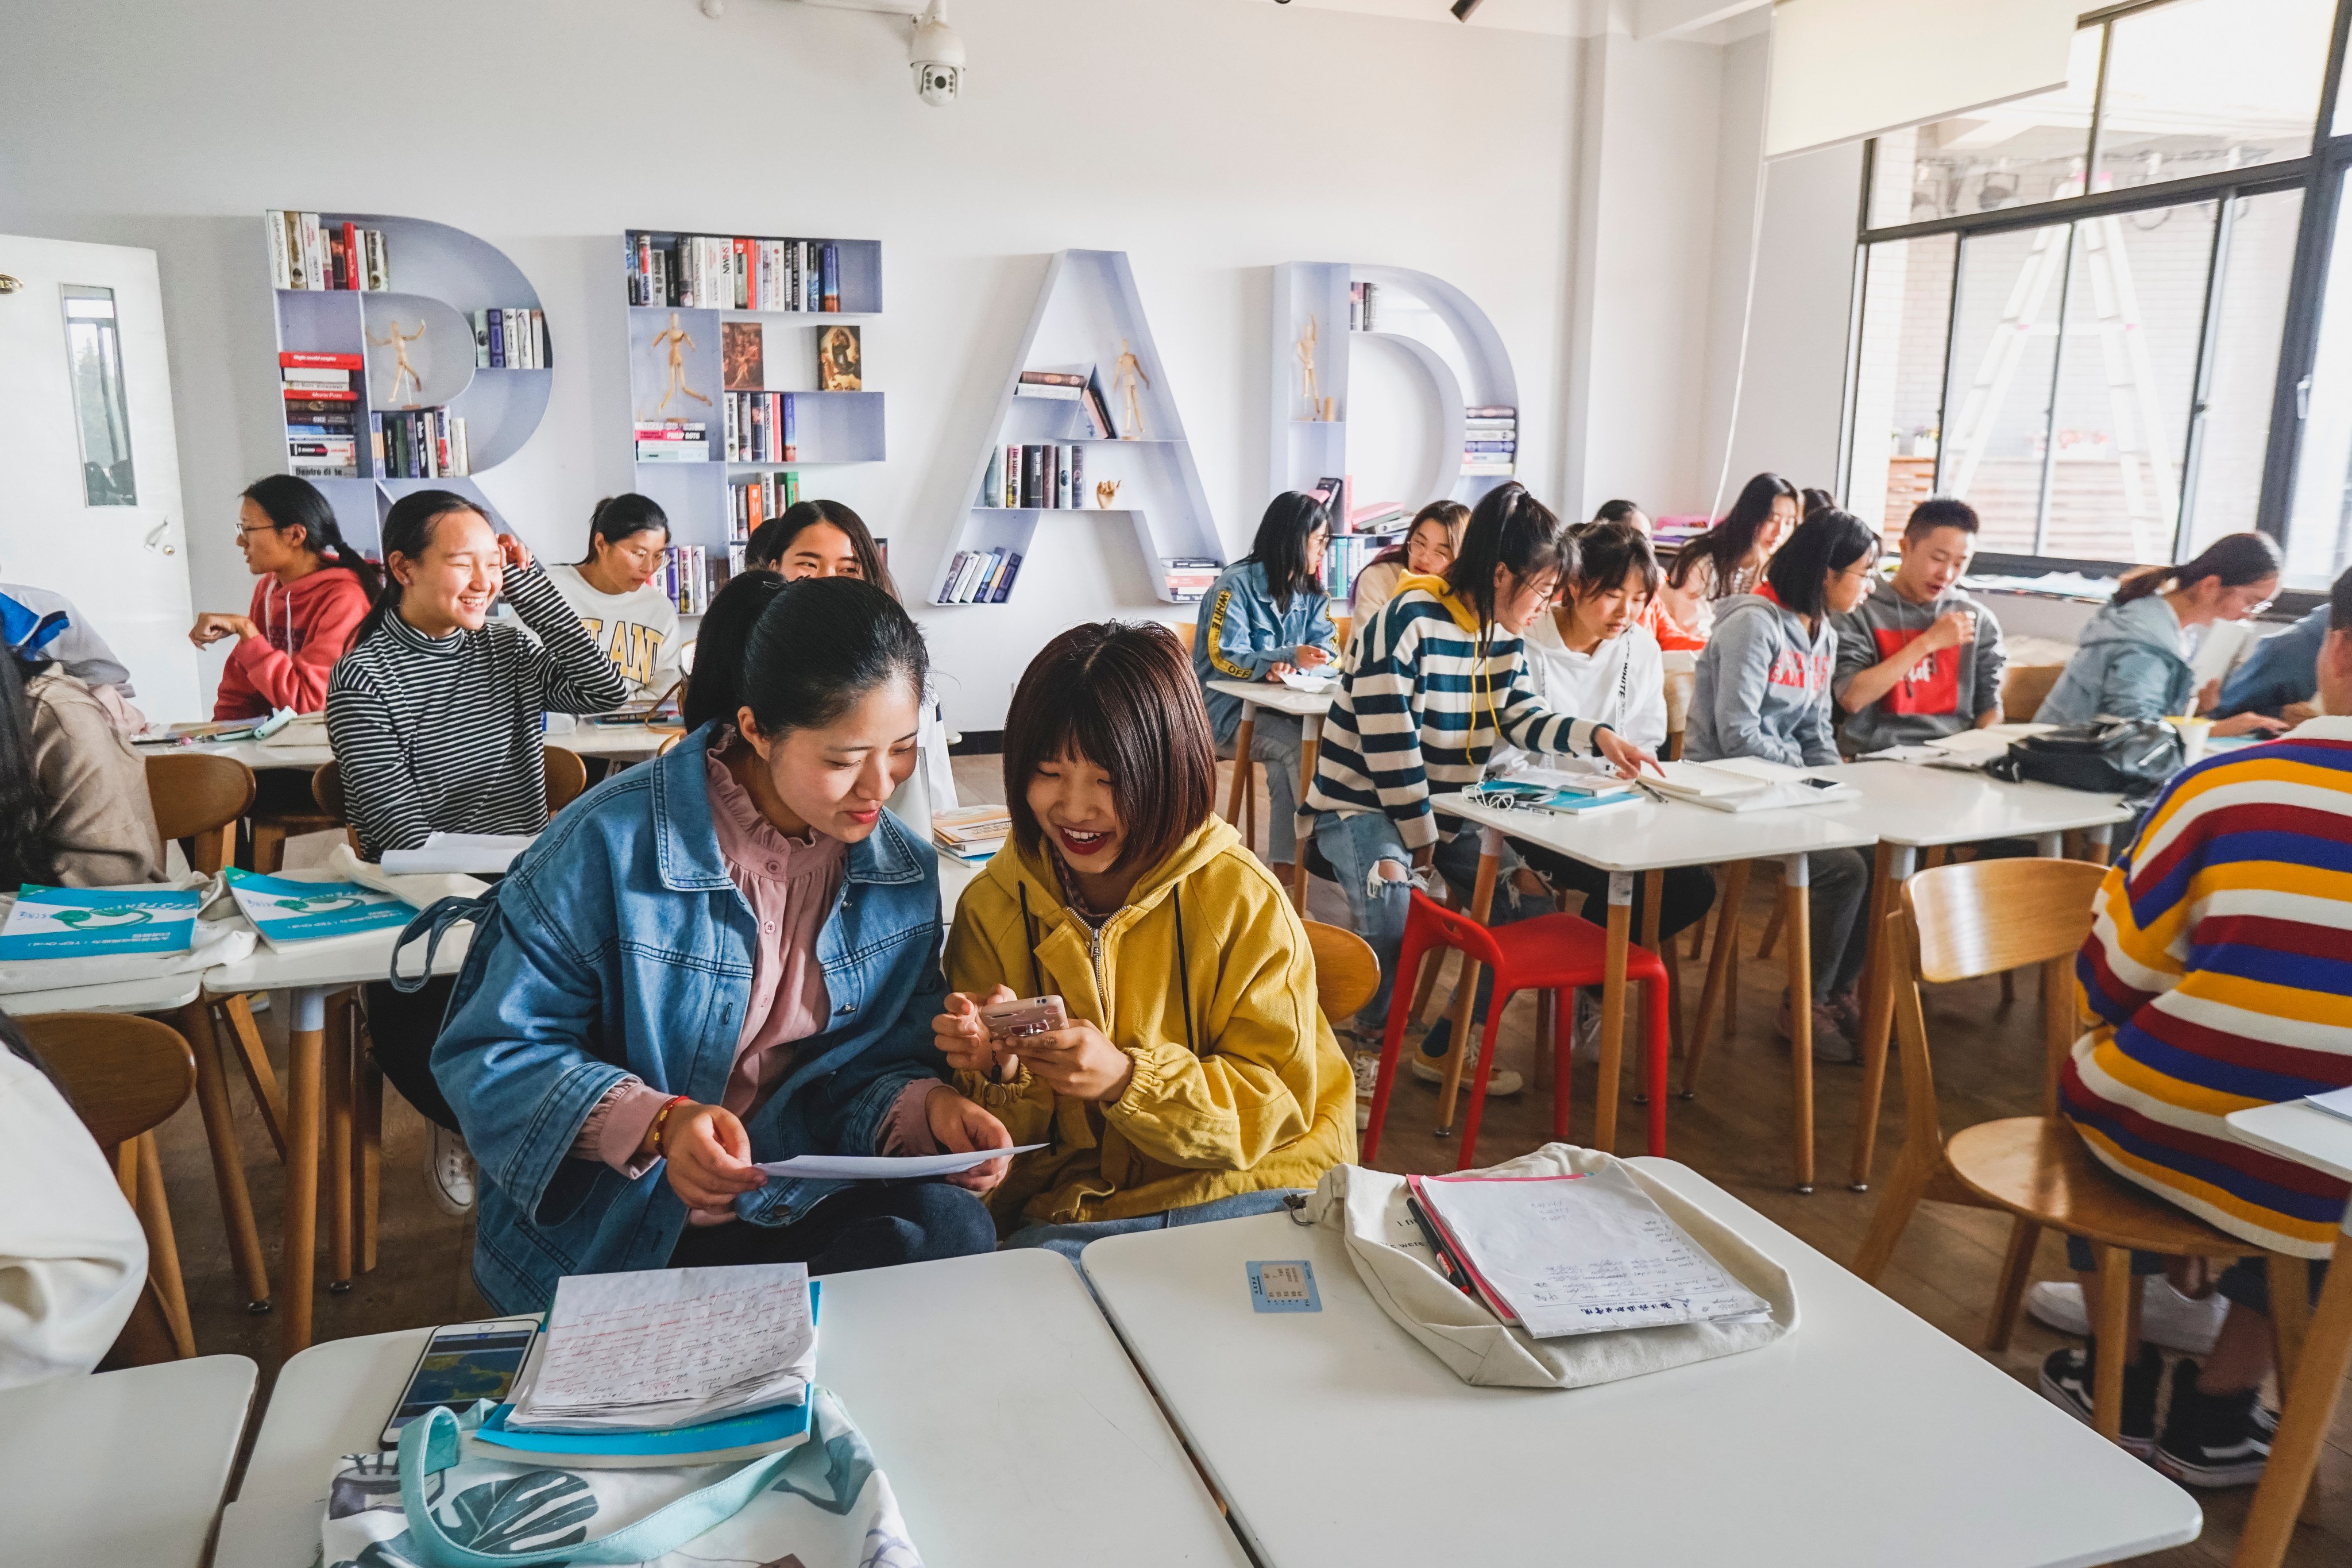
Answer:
[1567, 519, 1660, 600]
[577, 493, 669, 566]
[738, 577, 928, 741]
[682, 569, 789, 732]
[744, 500, 897, 601]
[1243, 492, 1331, 611]
[1442, 483, 1574, 631]
[352, 489, 489, 647]
[2111, 531, 2281, 606]
[1004, 621, 1215, 876]
[242, 474, 383, 601]
[1592, 499, 1644, 526]
[1368, 500, 1469, 570]
[1765, 508, 1880, 620]
[1667, 472, 1798, 594]
[0, 654, 61, 891]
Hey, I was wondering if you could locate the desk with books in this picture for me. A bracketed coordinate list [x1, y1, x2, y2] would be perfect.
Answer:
[1205, 677, 1335, 911]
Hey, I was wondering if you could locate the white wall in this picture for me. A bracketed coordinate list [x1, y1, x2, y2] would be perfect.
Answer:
[0, 0, 1588, 729]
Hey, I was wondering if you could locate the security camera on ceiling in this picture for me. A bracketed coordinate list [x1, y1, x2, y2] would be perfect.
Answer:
[786, 0, 967, 106]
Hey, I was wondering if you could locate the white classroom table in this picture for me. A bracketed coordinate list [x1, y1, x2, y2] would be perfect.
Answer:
[1082, 1161, 2203, 1568]
[1432, 789, 1879, 1190]
[2220, 1101, 2352, 1568]
[142, 721, 678, 773]
[1821, 760, 2134, 1192]
[219, 1249, 1250, 1568]
[0, 1354, 258, 1568]
[1205, 677, 1334, 909]
[0, 970, 204, 1017]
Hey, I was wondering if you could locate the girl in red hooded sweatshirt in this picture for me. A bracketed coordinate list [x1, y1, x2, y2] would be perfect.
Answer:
[190, 474, 380, 720]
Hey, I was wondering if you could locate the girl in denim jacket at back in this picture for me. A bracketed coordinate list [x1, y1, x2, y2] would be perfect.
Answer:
[1193, 492, 1339, 883]
[1305, 484, 1658, 1123]
[427, 578, 1007, 1311]
[1685, 508, 1880, 1059]
[934, 621, 1354, 1258]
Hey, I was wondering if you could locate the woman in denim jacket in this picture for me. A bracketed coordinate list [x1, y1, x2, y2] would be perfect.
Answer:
[423, 578, 1008, 1311]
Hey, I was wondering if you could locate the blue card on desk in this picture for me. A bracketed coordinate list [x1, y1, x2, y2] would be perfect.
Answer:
[0, 884, 200, 959]
[1248, 1260, 1322, 1312]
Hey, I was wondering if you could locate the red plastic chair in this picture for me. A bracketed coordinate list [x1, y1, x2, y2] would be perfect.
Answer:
[1363, 889, 1670, 1169]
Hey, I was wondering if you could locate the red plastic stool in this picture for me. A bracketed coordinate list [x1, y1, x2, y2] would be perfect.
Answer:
[1362, 889, 1671, 1169]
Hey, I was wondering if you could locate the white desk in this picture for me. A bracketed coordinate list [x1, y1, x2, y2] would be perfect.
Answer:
[223, 1250, 1249, 1568]
[1082, 1163, 2202, 1568]
[1432, 790, 1880, 1190]
[0, 971, 204, 1017]
[1205, 677, 1334, 910]
[0, 1354, 258, 1568]
[147, 722, 677, 773]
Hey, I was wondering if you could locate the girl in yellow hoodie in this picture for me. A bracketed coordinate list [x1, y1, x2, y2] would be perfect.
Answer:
[935, 621, 1356, 1253]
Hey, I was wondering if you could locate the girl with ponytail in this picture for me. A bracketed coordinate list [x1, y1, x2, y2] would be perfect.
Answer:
[190, 474, 383, 719]
[545, 493, 682, 702]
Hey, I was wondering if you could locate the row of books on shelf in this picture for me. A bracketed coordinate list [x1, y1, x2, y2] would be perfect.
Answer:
[377, 409, 470, 480]
[635, 419, 708, 463]
[1465, 405, 1516, 477]
[1302, 474, 1408, 535]
[1012, 369, 1119, 438]
[627, 231, 844, 313]
[660, 546, 718, 615]
[1165, 557, 1223, 604]
[725, 392, 799, 463]
[265, 211, 388, 292]
[1321, 531, 1405, 601]
[472, 309, 551, 369]
[980, 443, 1086, 510]
[1348, 280, 1381, 333]
[935, 548, 1024, 605]
[728, 473, 803, 543]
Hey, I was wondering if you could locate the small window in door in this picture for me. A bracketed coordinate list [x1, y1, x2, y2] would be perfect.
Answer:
[61, 284, 136, 506]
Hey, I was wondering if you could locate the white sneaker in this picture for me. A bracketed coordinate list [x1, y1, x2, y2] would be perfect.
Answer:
[1572, 990, 1601, 1062]
[1408, 1051, 1523, 1098]
[2025, 1276, 2226, 1355]
[1351, 1052, 1379, 1131]
[427, 1123, 478, 1216]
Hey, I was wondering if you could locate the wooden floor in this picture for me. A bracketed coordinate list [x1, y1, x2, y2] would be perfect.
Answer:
[151, 755, 2349, 1565]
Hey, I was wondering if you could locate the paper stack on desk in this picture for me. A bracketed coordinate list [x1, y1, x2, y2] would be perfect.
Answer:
[381, 832, 536, 875]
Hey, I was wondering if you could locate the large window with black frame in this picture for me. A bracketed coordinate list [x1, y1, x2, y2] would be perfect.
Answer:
[1840, 0, 2352, 590]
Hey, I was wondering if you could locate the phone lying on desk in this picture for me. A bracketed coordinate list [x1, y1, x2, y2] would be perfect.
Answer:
[978, 994, 1068, 1041]
[380, 1318, 541, 1447]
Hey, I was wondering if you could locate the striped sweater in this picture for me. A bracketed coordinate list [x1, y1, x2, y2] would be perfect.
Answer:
[325, 561, 630, 860]
[1306, 582, 1605, 852]
[2061, 715, 2352, 1257]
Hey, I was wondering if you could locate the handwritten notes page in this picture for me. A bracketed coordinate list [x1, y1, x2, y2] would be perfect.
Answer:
[507, 1264, 817, 1432]
[1415, 1165, 1767, 1339]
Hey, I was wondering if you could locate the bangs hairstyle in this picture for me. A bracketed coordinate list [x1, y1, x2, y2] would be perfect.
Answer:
[1764, 507, 1880, 619]
[1567, 519, 1660, 598]
[744, 499, 899, 601]
[1442, 482, 1574, 627]
[1245, 491, 1333, 611]
[353, 488, 487, 646]
[1369, 499, 1469, 569]
[1003, 621, 1215, 877]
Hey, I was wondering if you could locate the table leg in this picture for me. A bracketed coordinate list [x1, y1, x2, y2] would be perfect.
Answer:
[2233, 1223, 2351, 1567]
[1291, 714, 1320, 913]
[1681, 859, 1749, 1098]
[326, 994, 354, 1293]
[354, 1002, 381, 1276]
[176, 1001, 271, 1311]
[1223, 711, 1257, 851]
[1594, 872, 1633, 1155]
[281, 985, 325, 1358]
[1434, 828, 1503, 1136]
[1782, 852, 1816, 1194]
[1847, 843, 1914, 1192]
[2087, 822, 2112, 866]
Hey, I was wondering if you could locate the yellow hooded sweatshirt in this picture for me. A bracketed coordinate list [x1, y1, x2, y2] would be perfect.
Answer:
[944, 813, 1357, 1230]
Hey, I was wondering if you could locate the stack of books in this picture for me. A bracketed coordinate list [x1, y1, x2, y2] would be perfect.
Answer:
[935, 548, 1022, 605]
[373, 408, 469, 479]
[728, 473, 801, 544]
[982, 444, 1084, 509]
[1464, 406, 1517, 477]
[627, 231, 843, 313]
[264, 211, 387, 292]
[470, 309, 551, 369]
[1164, 557, 1223, 604]
[723, 392, 797, 463]
[635, 419, 708, 463]
[1013, 368, 1117, 437]
[225, 870, 414, 951]
[282, 352, 360, 477]
[661, 545, 715, 615]
[932, 805, 1011, 863]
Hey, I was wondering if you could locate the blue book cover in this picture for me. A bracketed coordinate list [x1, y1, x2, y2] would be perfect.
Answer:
[0, 885, 202, 960]
[225, 870, 415, 949]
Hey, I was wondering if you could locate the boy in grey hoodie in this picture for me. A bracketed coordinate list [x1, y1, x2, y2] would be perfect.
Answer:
[1832, 499, 2006, 755]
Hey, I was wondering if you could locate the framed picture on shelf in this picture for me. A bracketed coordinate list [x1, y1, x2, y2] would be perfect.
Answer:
[722, 322, 764, 391]
[817, 325, 862, 392]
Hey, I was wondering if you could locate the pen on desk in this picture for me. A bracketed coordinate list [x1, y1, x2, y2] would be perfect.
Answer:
[1403, 1195, 1477, 1299]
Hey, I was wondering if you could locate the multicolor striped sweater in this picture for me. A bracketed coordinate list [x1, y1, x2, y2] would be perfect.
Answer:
[1304, 581, 1605, 852]
[2061, 715, 2352, 1257]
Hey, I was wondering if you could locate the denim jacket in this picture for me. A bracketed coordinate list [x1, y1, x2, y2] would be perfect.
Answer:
[411, 721, 950, 1312]
[1193, 561, 1337, 745]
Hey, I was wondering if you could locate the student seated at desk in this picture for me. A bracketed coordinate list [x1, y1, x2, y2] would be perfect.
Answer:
[1196, 493, 1341, 883]
[2037, 532, 2291, 738]
[544, 493, 682, 705]
[327, 491, 630, 1216]
[933, 621, 1353, 1257]
[1, 601, 163, 887]
[1655, 472, 1799, 643]
[1686, 507, 1880, 1057]
[1591, 499, 1703, 653]
[1307, 484, 1655, 1109]
[188, 474, 377, 721]
[1349, 500, 1465, 633]
[681, 570, 788, 731]
[2211, 565, 2351, 722]
[1832, 496, 2006, 756]
[429, 579, 1005, 1308]
[2041, 567, 2352, 1484]
[0, 1014, 146, 1390]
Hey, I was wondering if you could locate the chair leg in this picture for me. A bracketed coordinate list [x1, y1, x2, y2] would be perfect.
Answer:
[217, 995, 287, 1160]
[1984, 1215, 2044, 1352]
[252, 823, 287, 874]
[1361, 929, 1428, 1164]
[1221, 716, 1256, 843]
[1999, 968, 2017, 1005]
[2091, 1246, 2133, 1442]
[174, 1002, 270, 1311]
[1550, 986, 1574, 1142]
[1682, 860, 1749, 1098]
[1641, 970, 1669, 1157]
[1405, 945, 1446, 1032]
[354, 1009, 382, 1275]
[2266, 1253, 2311, 1396]
[1531, 991, 1555, 1093]
[1850, 1147, 1936, 1285]
[130, 1134, 196, 1358]
[326, 994, 354, 1293]
[2234, 1246, 2352, 1565]
[1757, 886, 1786, 960]
[1453, 991, 1513, 1172]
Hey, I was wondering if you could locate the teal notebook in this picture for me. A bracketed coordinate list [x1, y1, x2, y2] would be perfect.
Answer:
[225, 868, 414, 949]
[0, 885, 202, 960]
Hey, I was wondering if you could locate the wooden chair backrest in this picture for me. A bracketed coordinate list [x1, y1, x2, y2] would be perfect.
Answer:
[1174, 619, 1196, 654]
[2001, 663, 2065, 723]
[543, 746, 589, 812]
[1901, 858, 2107, 985]
[145, 754, 255, 844]
[311, 758, 345, 818]
[1303, 920, 1380, 1023]
[1331, 614, 1353, 651]
[18, 1013, 196, 1154]
[1662, 670, 1696, 755]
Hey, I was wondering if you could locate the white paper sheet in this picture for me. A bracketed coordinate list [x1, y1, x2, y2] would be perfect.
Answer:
[381, 832, 537, 875]
[754, 1144, 1043, 1181]
[2305, 1085, 2352, 1123]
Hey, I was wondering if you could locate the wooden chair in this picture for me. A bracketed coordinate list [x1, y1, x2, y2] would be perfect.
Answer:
[1173, 619, 1196, 654]
[21, 1013, 201, 1362]
[2000, 662, 2065, 724]
[1851, 859, 2312, 1447]
[144, 752, 254, 875]
[1303, 921, 1379, 1024]
[1661, 668, 1694, 763]
[543, 745, 589, 812]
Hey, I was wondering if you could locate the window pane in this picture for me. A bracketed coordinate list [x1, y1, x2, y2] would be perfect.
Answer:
[1940, 225, 2069, 553]
[2285, 171, 2352, 586]
[1845, 234, 1957, 542]
[2182, 189, 2303, 555]
[60, 284, 136, 508]
[1866, 26, 2102, 230]
[2095, 0, 2332, 196]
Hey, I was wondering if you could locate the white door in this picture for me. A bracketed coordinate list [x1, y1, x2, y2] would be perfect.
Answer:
[0, 235, 198, 720]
